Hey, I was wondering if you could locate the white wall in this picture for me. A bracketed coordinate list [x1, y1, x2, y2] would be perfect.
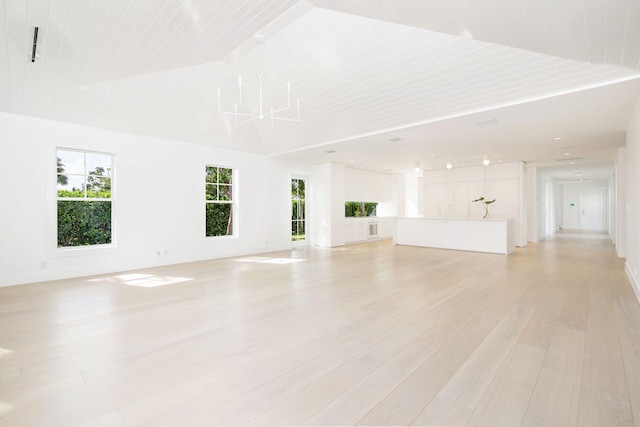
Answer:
[405, 175, 421, 217]
[312, 162, 346, 247]
[625, 94, 640, 302]
[423, 162, 527, 247]
[0, 112, 292, 287]
[388, 173, 406, 218]
[527, 167, 557, 242]
[616, 148, 626, 257]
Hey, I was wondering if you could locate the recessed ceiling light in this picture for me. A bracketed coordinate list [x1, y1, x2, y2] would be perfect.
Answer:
[483, 159, 490, 166]
[477, 118, 498, 126]
[570, 162, 575, 165]
[446, 162, 453, 169]
[564, 152, 570, 156]
[430, 154, 436, 157]
[554, 137, 562, 140]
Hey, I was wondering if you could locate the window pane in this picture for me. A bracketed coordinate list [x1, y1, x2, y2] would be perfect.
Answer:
[298, 179, 305, 198]
[86, 177, 112, 198]
[300, 200, 306, 220]
[291, 180, 298, 197]
[57, 201, 112, 247]
[206, 184, 217, 200]
[206, 203, 233, 236]
[57, 150, 85, 175]
[205, 166, 218, 183]
[219, 184, 232, 201]
[219, 168, 232, 184]
[86, 152, 112, 174]
[57, 175, 85, 197]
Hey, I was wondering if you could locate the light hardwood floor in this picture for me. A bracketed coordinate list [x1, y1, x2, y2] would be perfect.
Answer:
[1, 230, 639, 426]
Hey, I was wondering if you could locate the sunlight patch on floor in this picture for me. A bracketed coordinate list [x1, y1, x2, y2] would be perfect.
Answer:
[88, 274, 193, 288]
[0, 401, 14, 417]
[234, 256, 306, 264]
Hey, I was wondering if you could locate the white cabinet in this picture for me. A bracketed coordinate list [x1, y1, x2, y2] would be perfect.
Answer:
[344, 217, 394, 244]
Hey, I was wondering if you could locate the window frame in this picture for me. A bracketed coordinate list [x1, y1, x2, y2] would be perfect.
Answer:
[205, 164, 237, 238]
[55, 147, 115, 251]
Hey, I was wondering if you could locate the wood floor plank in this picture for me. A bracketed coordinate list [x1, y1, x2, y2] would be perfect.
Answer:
[614, 297, 640, 426]
[410, 293, 539, 426]
[576, 273, 634, 426]
[521, 326, 586, 427]
[467, 343, 546, 427]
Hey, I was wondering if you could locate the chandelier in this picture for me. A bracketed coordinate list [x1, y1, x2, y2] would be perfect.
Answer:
[217, 72, 300, 126]
[217, 34, 300, 126]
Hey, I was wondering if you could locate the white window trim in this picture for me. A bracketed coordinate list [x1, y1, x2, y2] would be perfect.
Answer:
[51, 147, 116, 256]
[205, 165, 237, 239]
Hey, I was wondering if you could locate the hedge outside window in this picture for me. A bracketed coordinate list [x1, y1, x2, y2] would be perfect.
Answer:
[205, 166, 234, 237]
[57, 149, 113, 247]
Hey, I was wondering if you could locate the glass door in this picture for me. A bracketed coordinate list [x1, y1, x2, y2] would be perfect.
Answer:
[291, 178, 306, 245]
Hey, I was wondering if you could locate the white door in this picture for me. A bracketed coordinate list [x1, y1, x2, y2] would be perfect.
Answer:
[579, 188, 605, 230]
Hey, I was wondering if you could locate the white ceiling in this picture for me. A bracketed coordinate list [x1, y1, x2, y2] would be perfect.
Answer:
[2, 0, 640, 180]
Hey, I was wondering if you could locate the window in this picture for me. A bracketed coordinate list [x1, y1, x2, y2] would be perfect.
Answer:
[205, 165, 234, 237]
[56, 149, 113, 247]
[291, 178, 306, 241]
[345, 201, 377, 217]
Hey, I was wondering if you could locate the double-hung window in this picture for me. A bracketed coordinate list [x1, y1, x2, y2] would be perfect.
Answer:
[56, 149, 113, 247]
[205, 165, 234, 237]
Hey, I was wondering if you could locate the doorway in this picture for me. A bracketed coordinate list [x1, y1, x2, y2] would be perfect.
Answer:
[579, 187, 606, 230]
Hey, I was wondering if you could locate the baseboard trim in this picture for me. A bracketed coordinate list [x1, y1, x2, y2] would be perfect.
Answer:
[625, 262, 640, 305]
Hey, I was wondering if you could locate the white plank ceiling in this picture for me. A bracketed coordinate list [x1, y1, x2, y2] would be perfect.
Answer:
[2, 0, 640, 175]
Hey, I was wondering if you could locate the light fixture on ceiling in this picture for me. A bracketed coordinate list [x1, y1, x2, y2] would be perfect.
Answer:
[483, 158, 490, 166]
[446, 162, 453, 170]
[31, 27, 39, 63]
[414, 162, 421, 173]
[217, 34, 300, 126]
[554, 137, 562, 141]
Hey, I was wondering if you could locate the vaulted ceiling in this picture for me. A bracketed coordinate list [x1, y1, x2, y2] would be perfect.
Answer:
[2, 0, 640, 176]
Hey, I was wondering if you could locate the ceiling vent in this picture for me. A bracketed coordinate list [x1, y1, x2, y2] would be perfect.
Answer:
[389, 137, 403, 142]
[556, 157, 583, 162]
[476, 118, 498, 126]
